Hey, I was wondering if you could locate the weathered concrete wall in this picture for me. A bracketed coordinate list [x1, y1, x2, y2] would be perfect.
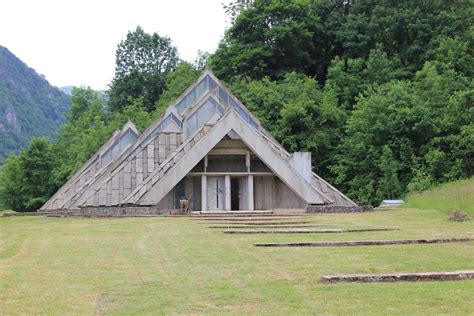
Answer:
[254, 176, 307, 210]
[156, 190, 175, 210]
[289, 152, 311, 182]
[78, 206, 173, 216]
[310, 173, 357, 207]
[307, 205, 373, 213]
[83, 132, 182, 207]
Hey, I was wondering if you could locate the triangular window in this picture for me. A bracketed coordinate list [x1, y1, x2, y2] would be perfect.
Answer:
[185, 97, 223, 137]
[176, 75, 217, 113]
[100, 128, 138, 166]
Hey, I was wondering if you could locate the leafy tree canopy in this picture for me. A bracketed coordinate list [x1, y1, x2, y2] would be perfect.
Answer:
[211, 0, 473, 84]
[108, 26, 179, 112]
[331, 57, 473, 205]
[230, 73, 346, 177]
[0, 138, 55, 211]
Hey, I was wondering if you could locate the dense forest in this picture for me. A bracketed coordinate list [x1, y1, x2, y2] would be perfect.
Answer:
[0, 46, 71, 163]
[0, 0, 472, 210]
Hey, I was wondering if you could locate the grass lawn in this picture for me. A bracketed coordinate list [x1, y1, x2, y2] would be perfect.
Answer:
[404, 177, 474, 216]
[1, 208, 473, 314]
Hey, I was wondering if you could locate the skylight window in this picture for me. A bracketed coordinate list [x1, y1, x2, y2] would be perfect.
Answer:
[176, 75, 217, 114]
[186, 97, 223, 137]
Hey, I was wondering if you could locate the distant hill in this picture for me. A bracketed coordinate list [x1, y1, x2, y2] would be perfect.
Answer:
[0, 46, 71, 163]
[59, 86, 75, 95]
[60, 86, 106, 97]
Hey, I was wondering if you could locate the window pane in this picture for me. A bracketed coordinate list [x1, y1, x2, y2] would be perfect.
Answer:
[229, 97, 239, 111]
[218, 87, 228, 103]
[207, 155, 247, 172]
[186, 98, 222, 137]
[208, 76, 216, 91]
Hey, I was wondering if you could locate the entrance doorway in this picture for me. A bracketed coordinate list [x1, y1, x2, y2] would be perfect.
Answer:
[207, 176, 224, 210]
[230, 178, 240, 210]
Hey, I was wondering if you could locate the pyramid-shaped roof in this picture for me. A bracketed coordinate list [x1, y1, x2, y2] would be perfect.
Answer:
[42, 70, 356, 211]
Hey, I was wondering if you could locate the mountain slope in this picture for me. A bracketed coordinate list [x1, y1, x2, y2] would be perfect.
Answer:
[0, 46, 70, 163]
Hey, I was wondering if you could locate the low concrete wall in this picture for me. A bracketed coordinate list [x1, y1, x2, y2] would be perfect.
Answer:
[0, 212, 41, 217]
[41, 206, 176, 217]
[79, 206, 175, 216]
[307, 205, 373, 213]
[39, 205, 373, 216]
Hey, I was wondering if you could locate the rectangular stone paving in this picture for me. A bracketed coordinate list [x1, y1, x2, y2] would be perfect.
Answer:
[254, 238, 473, 247]
[224, 228, 398, 234]
[321, 271, 474, 283]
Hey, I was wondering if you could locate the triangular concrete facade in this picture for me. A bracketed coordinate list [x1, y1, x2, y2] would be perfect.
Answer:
[124, 109, 330, 206]
[42, 70, 357, 214]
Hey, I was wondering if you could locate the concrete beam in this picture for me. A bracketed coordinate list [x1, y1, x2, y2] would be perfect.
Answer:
[248, 175, 254, 211]
[225, 175, 231, 211]
[201, 175, 207, 211]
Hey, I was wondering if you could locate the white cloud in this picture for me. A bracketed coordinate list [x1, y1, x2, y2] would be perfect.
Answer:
[0, 0, 231, 90]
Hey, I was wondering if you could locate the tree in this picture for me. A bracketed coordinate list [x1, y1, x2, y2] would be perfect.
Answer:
[68, 87, 106, 124]
[0, 138, 55, 211]
[337, 0, 473, 72]
[153, 62, 200, 118]
[193, 50, 211, 71]
[323, 45, 408, 111]
[108, 26, 179, 112]
[211, 0, 472, 84]
[0, 154, 23, 210]
[19, 138, 55, 210]
[378, 146, 401, 199]
[331, 56, 473, 205]
[210, 1, 334, 82]
[52, 88, 111, 186]
[231, 73, 346, 177]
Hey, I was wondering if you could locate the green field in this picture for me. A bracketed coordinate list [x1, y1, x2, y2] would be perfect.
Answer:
[404, 177, 474, 216]
[1, 209, 473, 314]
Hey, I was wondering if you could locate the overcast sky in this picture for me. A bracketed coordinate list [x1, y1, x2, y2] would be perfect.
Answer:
[0, 0, 231, 90]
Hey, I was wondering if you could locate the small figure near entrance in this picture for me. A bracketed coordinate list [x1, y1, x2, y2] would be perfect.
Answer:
[179, 196, 189, 214]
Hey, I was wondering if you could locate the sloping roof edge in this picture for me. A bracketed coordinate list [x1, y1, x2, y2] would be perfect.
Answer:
[122, 108, 332, 206]
[40, 121, 140, 210]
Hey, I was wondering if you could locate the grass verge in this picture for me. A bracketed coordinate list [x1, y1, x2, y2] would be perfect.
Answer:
[0, 209, 473, 314]
[404, 177, 474, 216]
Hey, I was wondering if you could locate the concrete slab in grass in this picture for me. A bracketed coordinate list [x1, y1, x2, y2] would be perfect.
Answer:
[254, 238, 473, 247]
[224, 228, 398, 234]
[321, 270, 474, 283]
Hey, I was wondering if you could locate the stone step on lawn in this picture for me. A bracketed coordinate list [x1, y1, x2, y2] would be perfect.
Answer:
[224, 228, 398, 234]
[203, 221, 312, 225]
[208, 224, 335, 229]
[192, 217, 298, 221]
[254, 237, 474, 247]
[321, 271, 474, 283]
[190, 210, 274, 217]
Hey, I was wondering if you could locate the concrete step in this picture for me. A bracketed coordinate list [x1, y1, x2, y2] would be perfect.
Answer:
[190, 210, 273, 217]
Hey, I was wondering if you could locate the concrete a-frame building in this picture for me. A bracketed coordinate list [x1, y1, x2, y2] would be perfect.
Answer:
[41, 70, 358, 215]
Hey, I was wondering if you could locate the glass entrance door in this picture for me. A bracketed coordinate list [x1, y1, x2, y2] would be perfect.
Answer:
[207, 176, 224, 210]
